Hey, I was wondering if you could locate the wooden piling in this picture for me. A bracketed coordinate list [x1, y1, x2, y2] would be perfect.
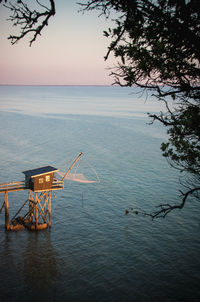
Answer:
[35, 193, 38, 230]
[4, 191, 10, 231]
[28, 190, 34, 223]
[48, 191, 51, 228]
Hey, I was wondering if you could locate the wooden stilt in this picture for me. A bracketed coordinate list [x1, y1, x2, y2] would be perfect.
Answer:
[0, 201, 5, 213]
[44, 192, 47, 223]
[37, 193, 49, 223]
[2, 188, 58, 231]
[28, 190, 34, 223]
[35, 193, 38, 230]
[4, 191, 10, 231]
[48, 191, 51, 228]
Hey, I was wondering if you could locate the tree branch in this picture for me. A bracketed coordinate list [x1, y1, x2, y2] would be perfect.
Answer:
[4, 0, 55, 46]
[126, 187, 200, 219]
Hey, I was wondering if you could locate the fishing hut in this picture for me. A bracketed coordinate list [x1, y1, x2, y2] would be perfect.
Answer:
[0, 153, 83, 231]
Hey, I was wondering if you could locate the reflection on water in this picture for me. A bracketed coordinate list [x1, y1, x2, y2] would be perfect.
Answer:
[0, 230, 59, 302]
[23, 231, 58, 293]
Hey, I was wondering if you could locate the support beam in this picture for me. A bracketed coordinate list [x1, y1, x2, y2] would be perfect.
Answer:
[48, 191, 52, 228]
[35, 193, 38, 230]
[28, 190, 34, 223]
[3, 188, 56, 231]
[4, 191, 9, 231]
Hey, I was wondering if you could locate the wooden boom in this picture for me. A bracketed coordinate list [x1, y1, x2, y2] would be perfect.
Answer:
[62, 152, 83, 181]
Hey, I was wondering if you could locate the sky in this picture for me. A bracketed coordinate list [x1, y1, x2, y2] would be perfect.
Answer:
[0, 0, 116, 85]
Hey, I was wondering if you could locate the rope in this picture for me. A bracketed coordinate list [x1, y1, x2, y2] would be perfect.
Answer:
[85, 160, 100, 183]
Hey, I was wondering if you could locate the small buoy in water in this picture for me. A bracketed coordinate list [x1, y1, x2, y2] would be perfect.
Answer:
[125, 209, 129, 215]
[134, 211, 138, 215]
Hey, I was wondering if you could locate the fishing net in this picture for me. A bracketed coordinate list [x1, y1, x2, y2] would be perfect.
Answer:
[64, 173, 97, 183]
[58, 158, 100, 184]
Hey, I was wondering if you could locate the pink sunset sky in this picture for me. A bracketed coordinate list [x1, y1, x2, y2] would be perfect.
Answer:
[0, 0, 116, 85]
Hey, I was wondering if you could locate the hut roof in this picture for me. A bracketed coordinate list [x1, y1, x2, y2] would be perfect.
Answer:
[22, 166, 59, 178]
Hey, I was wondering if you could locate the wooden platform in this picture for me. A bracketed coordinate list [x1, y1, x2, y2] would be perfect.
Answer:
[0, 179, 64, 231]
[0, 179, 64, 193]
[0, 181, 26, 193]
[9, 221, 49, 231]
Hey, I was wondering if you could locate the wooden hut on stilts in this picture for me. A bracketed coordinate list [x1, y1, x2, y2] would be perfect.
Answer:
[0, 153, 83, 231]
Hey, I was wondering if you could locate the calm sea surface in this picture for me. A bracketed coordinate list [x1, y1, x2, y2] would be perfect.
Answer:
[0, 85, 199, 302]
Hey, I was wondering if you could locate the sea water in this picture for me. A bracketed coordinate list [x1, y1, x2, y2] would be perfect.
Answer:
[0, 85, 199, 302]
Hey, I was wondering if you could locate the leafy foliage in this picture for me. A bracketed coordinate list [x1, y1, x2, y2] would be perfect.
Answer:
[81, 0, 200, 217]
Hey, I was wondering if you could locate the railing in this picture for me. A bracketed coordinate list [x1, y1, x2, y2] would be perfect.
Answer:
[52, 179, 64, 190]
[0, 181, 26, 193]
[0, 179, 64, 193]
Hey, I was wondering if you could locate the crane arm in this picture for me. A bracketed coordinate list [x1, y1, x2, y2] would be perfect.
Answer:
[62, 152, 83, 181]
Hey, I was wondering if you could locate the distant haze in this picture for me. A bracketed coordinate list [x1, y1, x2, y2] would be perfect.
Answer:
[0, 0, 115, 85]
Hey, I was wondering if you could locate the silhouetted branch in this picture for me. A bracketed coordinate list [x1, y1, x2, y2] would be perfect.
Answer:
[104, 27, 126, 61]
[147, 112, 173, 126]
[3, 0, 55, 45]
[126, 187, 200, 219]
[78, 0, 114, 17]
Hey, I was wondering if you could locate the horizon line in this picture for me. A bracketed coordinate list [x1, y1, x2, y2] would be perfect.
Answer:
[0, 84, 113, 87]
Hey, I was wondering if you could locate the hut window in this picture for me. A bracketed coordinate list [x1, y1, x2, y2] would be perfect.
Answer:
[39, 178, 44, 184]
[46, 175, 50, 182]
